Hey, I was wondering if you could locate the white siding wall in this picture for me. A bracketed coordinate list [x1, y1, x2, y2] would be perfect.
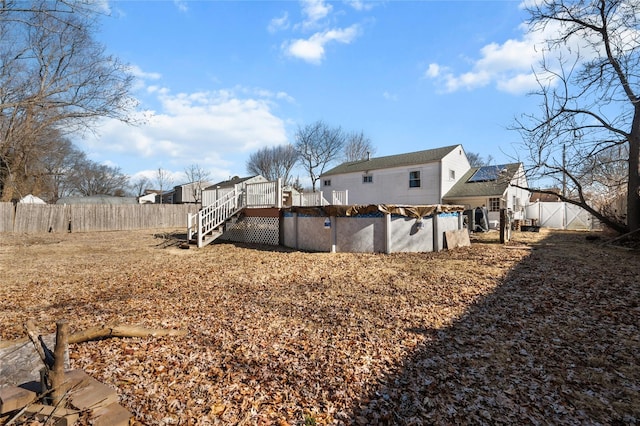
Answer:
[440, 146, 471, 199]
[505, 165, 529, 220]
[323, 162, 442, 205]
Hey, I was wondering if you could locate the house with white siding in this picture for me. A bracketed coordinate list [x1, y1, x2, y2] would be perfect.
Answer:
[319, 145, 471, 205]
[442, 163, 530, 225]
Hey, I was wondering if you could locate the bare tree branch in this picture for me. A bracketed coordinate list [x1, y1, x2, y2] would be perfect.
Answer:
[515, 0, 640, 233]
[295, 121, 345, 192]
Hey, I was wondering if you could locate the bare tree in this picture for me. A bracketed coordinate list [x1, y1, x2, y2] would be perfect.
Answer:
[156, 168, 174, 204]
[39, 134, 87, 202]
[184, 164, 211, 204]
[246, 145, 299, 185]
[130, 176, 151, 198]
[514, 0, 640, 234]
[343, 131, 376, 162]
[466, 152, 494, 168]
[0, 1, 136, 201]
[69, 161, 129, 197]
[295, 121, 346, 191]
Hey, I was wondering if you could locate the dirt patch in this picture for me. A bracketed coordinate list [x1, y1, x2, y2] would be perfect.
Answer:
[0, 229, 638, 424]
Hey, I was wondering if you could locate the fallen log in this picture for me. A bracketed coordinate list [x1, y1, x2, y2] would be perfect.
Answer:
[1, 324, 187, 386]
[68, 325, 187, 344]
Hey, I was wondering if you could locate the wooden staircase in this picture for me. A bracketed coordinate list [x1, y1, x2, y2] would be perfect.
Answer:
[188, 187, 245, 248]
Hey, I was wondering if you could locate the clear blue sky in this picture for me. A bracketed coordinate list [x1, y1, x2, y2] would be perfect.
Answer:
[76, 0, 545, 187]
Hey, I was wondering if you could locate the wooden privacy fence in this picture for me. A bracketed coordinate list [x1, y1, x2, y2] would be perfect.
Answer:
[0, 202, 198, 233]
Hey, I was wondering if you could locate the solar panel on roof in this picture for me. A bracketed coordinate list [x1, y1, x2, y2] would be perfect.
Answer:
[467, 165, 509, 183]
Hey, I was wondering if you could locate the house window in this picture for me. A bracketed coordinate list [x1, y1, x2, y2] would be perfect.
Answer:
[362, 175, 373, 184]
[449, 169, 456, 181]
[489, 197, 501, 212]
[323, 179, 331, 187]
[409, 171, 421, 188]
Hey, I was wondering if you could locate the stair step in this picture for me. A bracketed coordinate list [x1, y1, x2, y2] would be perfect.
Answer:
[21, 404, 80, 425]
[65, 369, 119, 411]
[0, 386, 37, 415]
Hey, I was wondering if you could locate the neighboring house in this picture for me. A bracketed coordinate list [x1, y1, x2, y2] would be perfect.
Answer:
[138, 190, 159, 204]
[320, 145, 471, 205]
[202, 175, 268, 207]
[173, 181, 212, 204]
[442, 163, 530, 225]
[530, 189, 562, 203]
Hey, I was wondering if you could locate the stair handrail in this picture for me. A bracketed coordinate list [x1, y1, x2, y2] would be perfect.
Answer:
[195, 187, 245, 247]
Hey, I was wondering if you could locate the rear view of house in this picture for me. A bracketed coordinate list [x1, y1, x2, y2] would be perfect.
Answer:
[319, 145, 471, 205]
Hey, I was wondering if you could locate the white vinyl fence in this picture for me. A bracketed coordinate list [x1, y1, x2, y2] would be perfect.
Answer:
[525, 201, 598, 230]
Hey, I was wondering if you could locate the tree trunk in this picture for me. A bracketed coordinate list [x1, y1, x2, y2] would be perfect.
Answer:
[49, 321, 69, 406]
[628, 115, 640, 232]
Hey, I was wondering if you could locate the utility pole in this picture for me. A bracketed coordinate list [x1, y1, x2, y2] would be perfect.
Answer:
[562, 143, 567, 198]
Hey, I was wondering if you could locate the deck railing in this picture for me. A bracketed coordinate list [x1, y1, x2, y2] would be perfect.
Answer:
[188, 186, 245, 247]
[290, 190, 348, 206]
[330, 190, 348, 205]
[246, 179, 282, 208]
[189, 181, 348, 247]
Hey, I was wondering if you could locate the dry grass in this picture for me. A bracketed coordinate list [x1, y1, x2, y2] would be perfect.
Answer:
[0, 228, 638, 425]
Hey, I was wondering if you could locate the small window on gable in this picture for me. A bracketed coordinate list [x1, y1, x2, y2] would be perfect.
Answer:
[323, 179, 331, 187]
[489, 197, 501, 212]
[449, 169, 456, 181]
[409, 171, 421, 188]
[362, 175, 373, 184]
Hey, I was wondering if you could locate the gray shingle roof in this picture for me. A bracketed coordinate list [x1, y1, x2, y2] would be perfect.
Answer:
[443, 163, 522, 199]
[56, 195, 138, 205]
[321, 145, 461, 176]
[205, 175, 259, 190]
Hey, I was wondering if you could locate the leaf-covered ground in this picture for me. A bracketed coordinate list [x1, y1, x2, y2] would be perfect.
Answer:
[0, 229, 638, 425]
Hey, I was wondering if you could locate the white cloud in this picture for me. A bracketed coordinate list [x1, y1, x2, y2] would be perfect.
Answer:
[423, 11, 618, 95]
[129, 65, 162, 81]
[300, 0, 332, 29]
[268, 12, 290, 33]
[426, 32, 541, 94]
[174, 0, 188, 13]
[78, 87, 290, 181]
[382, 91, 398, 101]
[347, 0, 375, 11]
[425, 63, 442, 78]
[273, 0, 367, 64]
[284, 25, 361, 64]
[496, 72, 539, 94]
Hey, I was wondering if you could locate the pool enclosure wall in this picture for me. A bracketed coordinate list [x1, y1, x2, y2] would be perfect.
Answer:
[212, 204, 465, 253]
[281, 204, 465, 253]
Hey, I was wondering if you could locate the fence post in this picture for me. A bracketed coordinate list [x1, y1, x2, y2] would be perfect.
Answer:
[499, 208, 510, 243]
